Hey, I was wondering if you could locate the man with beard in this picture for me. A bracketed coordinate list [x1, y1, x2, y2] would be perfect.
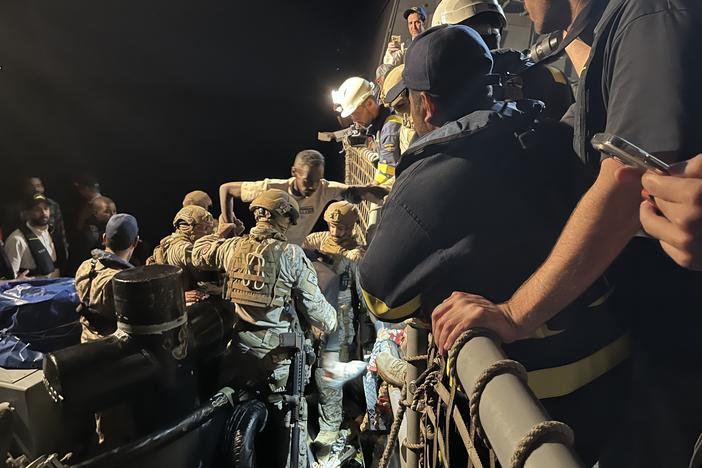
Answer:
[68, 196, 116, 274]
[219, 150, 387, 245]
[1, 176, 70, 271]
[4, 193, 59, 278]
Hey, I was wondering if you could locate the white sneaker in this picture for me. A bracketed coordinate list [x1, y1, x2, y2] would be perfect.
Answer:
[322, 360, 367, 388]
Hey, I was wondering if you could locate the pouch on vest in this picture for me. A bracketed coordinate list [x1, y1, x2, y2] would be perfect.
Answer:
[226, 236, 292, 308]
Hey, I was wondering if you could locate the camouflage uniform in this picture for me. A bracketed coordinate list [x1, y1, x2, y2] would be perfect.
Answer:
[147, 205, 225, 295]
[74, 249, 133, 343]
[303, 202, 366, 440]
[192, 190, 336, 468]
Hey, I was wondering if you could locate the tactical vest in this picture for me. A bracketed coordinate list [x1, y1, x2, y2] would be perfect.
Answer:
[18, 224, 55, 276]
[77, 256, 131, 336]
[225, 235, 292, 308]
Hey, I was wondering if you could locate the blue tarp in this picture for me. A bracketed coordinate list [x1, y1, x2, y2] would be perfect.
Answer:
[0, 277, 81, 368]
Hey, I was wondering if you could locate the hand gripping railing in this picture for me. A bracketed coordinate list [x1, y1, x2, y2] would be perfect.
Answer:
[379, 326, 584, 468]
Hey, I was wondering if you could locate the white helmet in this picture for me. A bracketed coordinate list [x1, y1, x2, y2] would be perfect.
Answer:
[331, 77, 374, 118]
[431, 0, 507, 28]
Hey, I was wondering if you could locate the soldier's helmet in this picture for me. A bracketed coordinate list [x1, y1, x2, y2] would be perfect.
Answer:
[182, 190, 212, 209]
[323, 201, 359, 228]
[249, 189, 300, 225]
[173, 205, 214, 232]
[431, 0, 507, 29]
[382, 65, 407, 108]
[331, 77, 374, 118]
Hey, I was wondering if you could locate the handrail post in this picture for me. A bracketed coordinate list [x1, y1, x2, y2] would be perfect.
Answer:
[405, 324, 427, 468]
[455, 335, 583, 468]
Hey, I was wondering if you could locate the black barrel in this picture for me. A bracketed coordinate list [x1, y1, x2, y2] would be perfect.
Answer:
[113, 265, 199, 434]
[114, 264, 186, 333]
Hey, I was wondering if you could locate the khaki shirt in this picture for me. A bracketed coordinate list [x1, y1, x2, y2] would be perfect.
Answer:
[240, 178, 347, 245]
[75, 251, 132, 342]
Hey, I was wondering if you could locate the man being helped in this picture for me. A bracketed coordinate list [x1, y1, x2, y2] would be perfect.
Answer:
[303, 201, 367, 458]
[359, 25, 627, 463]
[192, 189, 337, 468]
[75, 214, 139, 342]
[147, 205, 243, 304]
[219, 150, 387, 245]
[431, 0, 702, 465]
[4, 193, 60, 278]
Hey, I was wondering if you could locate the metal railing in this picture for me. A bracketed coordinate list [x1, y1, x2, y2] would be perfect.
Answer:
[392, 326, 583, 468]
[342, 140, 376, 244]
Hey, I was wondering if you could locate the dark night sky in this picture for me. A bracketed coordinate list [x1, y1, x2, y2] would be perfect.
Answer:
[0, 1, 393, 242]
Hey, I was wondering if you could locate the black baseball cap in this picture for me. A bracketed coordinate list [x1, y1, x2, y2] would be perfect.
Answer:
[105, 213, 139, 250]
[403, 6, 427, 21]
[24, 193, 50, 210]
[385, 24, 493, 103]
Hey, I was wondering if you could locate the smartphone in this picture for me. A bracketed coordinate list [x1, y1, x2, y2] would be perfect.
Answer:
[591, 133, 670, 174]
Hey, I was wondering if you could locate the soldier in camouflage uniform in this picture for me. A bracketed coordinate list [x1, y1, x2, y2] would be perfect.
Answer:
[303, 201, 368, 457]
[192, 189, 337, 468]
[147, 205, 243, 303]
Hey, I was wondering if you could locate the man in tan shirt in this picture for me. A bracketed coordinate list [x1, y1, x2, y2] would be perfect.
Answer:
[74, 214, 139, 343]
[219, 149, 387, 245]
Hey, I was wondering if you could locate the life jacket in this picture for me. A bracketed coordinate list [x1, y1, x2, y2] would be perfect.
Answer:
[225, 234, 292, 309]
[18, 224, 56, 276]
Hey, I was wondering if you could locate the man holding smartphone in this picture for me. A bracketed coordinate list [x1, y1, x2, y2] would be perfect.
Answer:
[383, 6, 427, 66]
[631, 154, 702, 271]
[432, 0, 702, 465]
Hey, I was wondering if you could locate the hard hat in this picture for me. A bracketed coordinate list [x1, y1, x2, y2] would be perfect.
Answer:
[431, 0, 506, 28]
[323, 201, 359, 227]
[249, 189, 300, 225]
[182, 190, 212, 209]
[382, 65, 407, 107]
[173, 205, 214, 229]
[331, 77, 374, 118]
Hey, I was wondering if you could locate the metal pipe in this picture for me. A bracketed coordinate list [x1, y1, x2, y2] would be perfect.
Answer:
[455, 336, 583, 468]
[71, 389, 234, 468]
[404, 325, 427, 468]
